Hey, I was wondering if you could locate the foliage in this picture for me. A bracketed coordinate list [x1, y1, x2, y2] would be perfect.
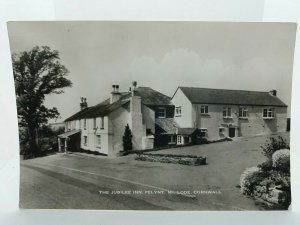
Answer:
[260, 136, 290, 160]
[13, 46, 72, 156]
[240, 167, 266, 195]
[123, 124, 133, 151]
[272, 149, 290, 172]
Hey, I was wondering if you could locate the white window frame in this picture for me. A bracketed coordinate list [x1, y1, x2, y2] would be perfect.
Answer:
[223, 107, 232, 118]
[96, 135, 101, 148]
[177, 135, 182, 144]
[200, 105, 209, 114]
[263, 108, 274, 119]
[239, 107, 248, 118]
[83, 136, 88, 146]
[175, 106, 182, 117]
[157, 107, 166, 118]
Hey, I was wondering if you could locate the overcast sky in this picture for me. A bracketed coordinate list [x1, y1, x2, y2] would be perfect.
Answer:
[8, 22, 296, 121]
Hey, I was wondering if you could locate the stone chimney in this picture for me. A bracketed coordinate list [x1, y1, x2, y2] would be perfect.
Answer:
[129, 94, 143, 150]
[80, 97, 88, 110]
[269, 89, 277, 96]
[110, 84, 121, 103]
[131, 81, 138, 97]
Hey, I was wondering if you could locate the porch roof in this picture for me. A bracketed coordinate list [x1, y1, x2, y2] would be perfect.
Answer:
[58, 129, 80, 138]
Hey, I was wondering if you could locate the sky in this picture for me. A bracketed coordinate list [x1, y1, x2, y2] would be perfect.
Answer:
[7, 21, 297, 121]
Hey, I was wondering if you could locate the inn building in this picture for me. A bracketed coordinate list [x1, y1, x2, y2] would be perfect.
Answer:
[58, 83, 288, 156]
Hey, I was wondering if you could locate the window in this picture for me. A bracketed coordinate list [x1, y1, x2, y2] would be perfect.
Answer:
[66, 122, 70, 131]
[175, 106, 182, 117]
[239, 107, 248, 118]
[157, 107, 166, 118]
[170, 135, 176, 144]
[84, 119, 87, 129]
[199, 128, 207, 137]
[177, 135, 182, 144]
[96, 135, 101, 148]
[200, 105, 208, 114]
[83, 136, 87, 146]
[263, 108, 274, 119]
[223, 107, 232, 118]
[93, 118, 97, 129]
[219, 127, 225, 134]
[146, 129, 152, 135]
[100, 117, 104, 129]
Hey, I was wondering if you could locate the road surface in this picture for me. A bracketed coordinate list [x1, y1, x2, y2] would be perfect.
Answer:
[20, 133, 289, 210]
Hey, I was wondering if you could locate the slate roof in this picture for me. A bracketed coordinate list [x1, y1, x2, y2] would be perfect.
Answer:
[155, 118, 178, 134]
[120, 87, 172, 105]
[65, 87, 172, 122]
[177, 128, 198, 136]
[177, 87, 287, 107]
[65, 99, 130, 121]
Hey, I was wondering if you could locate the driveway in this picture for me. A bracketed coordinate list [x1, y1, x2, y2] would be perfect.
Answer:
[20, 133, 289, 210]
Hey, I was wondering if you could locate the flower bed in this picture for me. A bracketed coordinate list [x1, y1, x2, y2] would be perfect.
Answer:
[240, 137, 291, 210]
[135, 153, 206, 166]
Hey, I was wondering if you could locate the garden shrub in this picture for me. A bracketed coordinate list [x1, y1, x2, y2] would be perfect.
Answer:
[240, 167, 266, 195]
[261, 136, 289, 160]
[272, 149, 290, 172]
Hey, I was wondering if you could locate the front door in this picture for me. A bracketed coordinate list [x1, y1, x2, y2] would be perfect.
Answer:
[229, 128, 235, 138]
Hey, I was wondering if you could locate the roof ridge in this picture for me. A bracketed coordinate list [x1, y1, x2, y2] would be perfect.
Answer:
[179, 86, 269, 93]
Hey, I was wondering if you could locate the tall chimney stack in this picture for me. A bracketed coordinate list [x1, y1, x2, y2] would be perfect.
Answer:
[80, 97, 88, 110]
[269, 89, 277, 96]
[110, 84, 121, 103]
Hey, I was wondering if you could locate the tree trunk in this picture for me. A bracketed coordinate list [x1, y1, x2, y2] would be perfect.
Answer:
[28, 125, 40, 156]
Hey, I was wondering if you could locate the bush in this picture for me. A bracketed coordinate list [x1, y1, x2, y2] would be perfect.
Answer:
[258, 160, 273, 172]
[272, 149, 290, 172]
[240, 167, 266, 195]
[260, 136, 289, 160]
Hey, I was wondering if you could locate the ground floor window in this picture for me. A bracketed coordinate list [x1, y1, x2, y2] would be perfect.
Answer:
[96, 135, 101, 148]
[219, 127, 225, 134]
[177, 135, 183, 144]
[199, 128, 207, 137]
[170, 135, 176, 144]
[83, 136, 88, 146]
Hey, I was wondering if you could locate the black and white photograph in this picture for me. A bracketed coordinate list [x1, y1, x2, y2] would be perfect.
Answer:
[7, 21, 296, 210]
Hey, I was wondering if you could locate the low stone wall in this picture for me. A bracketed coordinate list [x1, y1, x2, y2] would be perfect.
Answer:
[135, 153, 206, 166]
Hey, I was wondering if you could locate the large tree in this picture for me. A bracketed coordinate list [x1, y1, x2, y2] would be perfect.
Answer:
[12, 46, 72, 156]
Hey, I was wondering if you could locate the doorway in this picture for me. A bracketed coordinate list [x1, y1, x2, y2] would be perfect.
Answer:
[229, 128, 235, 138]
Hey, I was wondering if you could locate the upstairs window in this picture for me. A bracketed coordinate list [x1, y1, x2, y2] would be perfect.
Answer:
[263, 108, 274, 119]
[223, 107, 232, 118]
[200, 105, 208, 114]
[93, 118, 97, 129]
[100, 117, 104, 129]
[175, 106, 182, 117]
[239, 107, 248, 118]
[157, 107, 166, 118]
[83, 119, 87, 129]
